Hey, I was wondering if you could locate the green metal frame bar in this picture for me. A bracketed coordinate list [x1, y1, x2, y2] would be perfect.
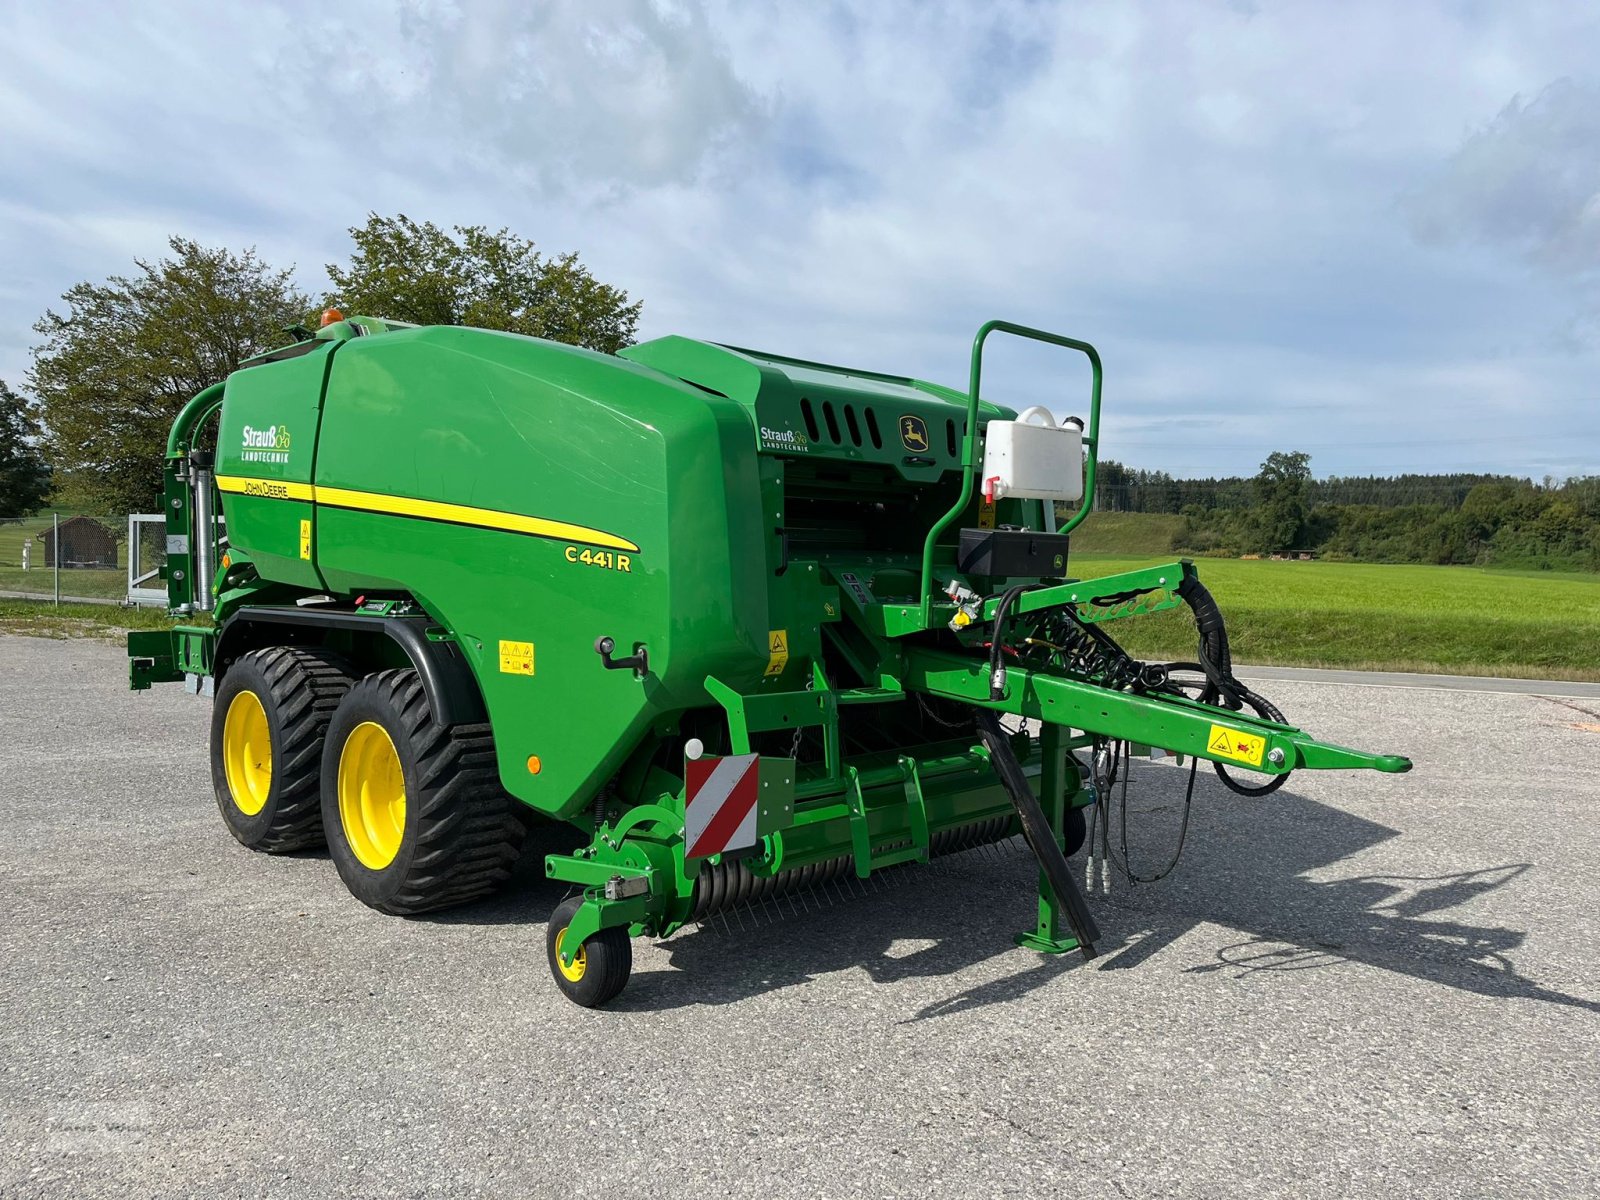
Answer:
[979, 561, 1192, 623]
[903, 647, 1412, 775]
[918, 320, 1104, 627]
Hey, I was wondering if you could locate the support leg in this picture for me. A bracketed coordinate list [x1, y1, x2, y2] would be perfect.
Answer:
[1015, 723, 1083, 954]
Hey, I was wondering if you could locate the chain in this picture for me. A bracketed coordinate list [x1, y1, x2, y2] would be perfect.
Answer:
[789, 677, 813, 759]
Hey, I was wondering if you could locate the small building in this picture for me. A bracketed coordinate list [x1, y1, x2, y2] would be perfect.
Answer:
[37, 516, 118, 569]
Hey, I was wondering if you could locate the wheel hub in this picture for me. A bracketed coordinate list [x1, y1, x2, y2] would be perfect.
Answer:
[337, 721, 407, 870]
[222, 690, 272, 816]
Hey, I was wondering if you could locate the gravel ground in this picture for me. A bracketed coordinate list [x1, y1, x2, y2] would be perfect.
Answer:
[2, 633, 1598, 1198]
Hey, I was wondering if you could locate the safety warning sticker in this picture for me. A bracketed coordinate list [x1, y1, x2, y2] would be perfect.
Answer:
[498, 640, 535, 676]
[765, 629, 789, 677]
[1206, 724, 1265, 767]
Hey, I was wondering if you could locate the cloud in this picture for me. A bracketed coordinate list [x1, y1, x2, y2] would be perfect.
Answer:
[276, 0, 765, 192]
[1407, 78, 1600, 277]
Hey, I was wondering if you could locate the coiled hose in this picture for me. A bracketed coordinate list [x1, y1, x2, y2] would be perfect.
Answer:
[1172, 574, 1289, 797]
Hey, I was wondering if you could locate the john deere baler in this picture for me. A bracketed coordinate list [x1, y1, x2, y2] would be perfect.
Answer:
[130, 314, 1410, 1006]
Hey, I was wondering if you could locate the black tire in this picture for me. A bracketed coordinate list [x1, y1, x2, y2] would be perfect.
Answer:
[321, 668, 525, 915]
[210, 646, 355, 853]
[545, 896, 632, 1008]
[1064, 803, 1088, 857]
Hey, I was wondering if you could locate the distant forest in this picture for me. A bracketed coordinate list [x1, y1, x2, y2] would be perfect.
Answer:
[1089, 456, 1600, 571]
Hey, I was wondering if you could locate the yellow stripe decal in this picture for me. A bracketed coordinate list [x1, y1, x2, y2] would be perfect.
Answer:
[215, 475, 639, 553]
[216, 475, 314, 502]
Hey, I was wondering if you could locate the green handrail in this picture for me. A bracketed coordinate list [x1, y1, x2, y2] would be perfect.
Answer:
[165, 381, 226, 459]
[917, 320, 1103, 626]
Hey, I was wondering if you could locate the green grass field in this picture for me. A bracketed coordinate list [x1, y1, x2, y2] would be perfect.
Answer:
[1072, 553, 1600, 681]
[1067, 511, 1184, 555]
[3, 541, 1597, 680]
[0, 513, 127, 599]
[0, 597, 176, 639]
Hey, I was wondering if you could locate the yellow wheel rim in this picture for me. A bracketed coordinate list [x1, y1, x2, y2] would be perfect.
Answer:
[222, 689, 273, 816]
[337, 721, 407, 870]
[555, 928, 587, 982]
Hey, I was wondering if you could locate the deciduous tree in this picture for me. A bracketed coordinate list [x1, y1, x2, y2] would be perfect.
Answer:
[326, 214, 641, 353]
[29, 238, 308, 513]
[0, 380, 51, 515]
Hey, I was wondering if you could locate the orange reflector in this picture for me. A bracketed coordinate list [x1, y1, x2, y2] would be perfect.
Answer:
[220, 553, 232, 570]
[526, 755, 542, 775]
[319, 307, 345, 328]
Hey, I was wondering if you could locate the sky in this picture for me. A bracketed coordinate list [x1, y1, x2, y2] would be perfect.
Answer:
[1, 0, 1596, 480]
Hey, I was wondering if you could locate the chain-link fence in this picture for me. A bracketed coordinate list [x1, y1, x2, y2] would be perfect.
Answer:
[0, 512, 168, 607]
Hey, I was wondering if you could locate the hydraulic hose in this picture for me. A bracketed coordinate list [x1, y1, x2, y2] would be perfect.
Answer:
[974, 710, 1100, 960]
[1174, 574, 1233, 702]
[988, 583, 1040, 700]
[1173, 573, 1289, 797]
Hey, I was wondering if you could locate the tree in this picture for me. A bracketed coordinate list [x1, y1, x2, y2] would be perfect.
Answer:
[1252, 450, 1312, 551]
[326, 214, 642, 353]
[29, 238, 308, 513]
[0, 381, 51, 515]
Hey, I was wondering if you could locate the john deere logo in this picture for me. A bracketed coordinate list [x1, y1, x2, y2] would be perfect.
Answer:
[899, 414, 929, 452]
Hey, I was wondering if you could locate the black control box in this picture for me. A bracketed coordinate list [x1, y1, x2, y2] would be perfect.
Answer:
[956, 528, 1070, 579]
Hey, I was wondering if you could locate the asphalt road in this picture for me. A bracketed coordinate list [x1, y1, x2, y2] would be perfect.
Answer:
[3, 634, 1598, 1199]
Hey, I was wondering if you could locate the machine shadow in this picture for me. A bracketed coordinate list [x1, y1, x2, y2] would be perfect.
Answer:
[427, 773, 1600, 1018]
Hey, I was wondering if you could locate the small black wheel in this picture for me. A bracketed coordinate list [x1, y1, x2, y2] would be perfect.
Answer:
[546, 896, 632, 1008]
[320, 669, 525, 915]
[210, 646, 355, 852]
[1063, 804, 1089, 857]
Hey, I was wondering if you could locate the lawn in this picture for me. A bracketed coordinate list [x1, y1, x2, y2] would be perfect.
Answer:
[1067, 511, 1183, 555]
[0, 512, 129, 600]
[1071, 553, 1600, 681]
[0, 597, 179, 640]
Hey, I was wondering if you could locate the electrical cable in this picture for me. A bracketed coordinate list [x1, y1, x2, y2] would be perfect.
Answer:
[1088, 738, 1200, 885]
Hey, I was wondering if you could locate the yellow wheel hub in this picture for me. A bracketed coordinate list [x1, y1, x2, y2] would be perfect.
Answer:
[337, 721, 407, 870]
[554, 928, 587, 982]
[222, 690, 273, 816]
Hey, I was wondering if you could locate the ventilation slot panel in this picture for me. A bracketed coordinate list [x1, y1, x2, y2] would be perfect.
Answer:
[843, 405, 863, 447]
[822, 401, 843, 444]
[799, 397, 821, 442]
[864, 408, 883, 449]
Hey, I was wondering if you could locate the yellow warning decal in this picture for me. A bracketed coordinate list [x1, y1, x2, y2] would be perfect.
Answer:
[765, 629, 789, 677]
[498, 640, 535, 676]
[978, 498, 997, 529]
[298, 519, 311, 560]
[1206, 724, 1266, 767]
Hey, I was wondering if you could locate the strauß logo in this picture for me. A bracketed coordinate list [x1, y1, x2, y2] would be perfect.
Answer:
[240, 423, 292, 464]
[759, 426, 809, 450]
[242, 425, 291, 451]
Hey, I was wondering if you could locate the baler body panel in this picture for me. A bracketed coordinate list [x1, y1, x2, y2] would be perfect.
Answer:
[214, 341, 337, 591]
[219, 327, 777, 817]
[621, 335, 1008, 483]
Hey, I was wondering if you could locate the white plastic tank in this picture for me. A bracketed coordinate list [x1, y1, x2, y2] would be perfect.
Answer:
[980, 406, 1083, 503]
